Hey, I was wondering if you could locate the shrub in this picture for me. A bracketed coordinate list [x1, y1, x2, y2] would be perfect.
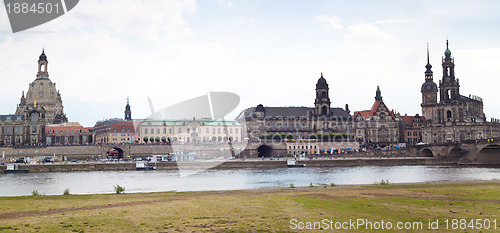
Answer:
[330, 183, 336, 187]
[63, 188, 70, 195]
[289, 184, 295, 188]
[114, 185, 125, 194]
[380, 180, 390, 185]
[309, 182, 313, 187]
[32, 190, 40, 196]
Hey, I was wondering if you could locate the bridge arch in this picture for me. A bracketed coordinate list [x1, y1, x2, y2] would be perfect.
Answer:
[107, 147, 124, 159]
[448, 147, 463, 157]
[257, 145, 273, 157]
[421, 148, 433, 157]
[477, 144, 500, 164]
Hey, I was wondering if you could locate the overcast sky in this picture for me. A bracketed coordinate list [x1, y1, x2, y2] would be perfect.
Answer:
[1, 0, 499, 126]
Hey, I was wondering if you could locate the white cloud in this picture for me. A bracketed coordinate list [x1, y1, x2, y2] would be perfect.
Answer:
[315, 15, 342, 31]
[217, 0, 233, 8]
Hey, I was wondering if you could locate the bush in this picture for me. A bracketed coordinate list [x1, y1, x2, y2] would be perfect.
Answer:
[309, 182, 313, 187]
[330, 183, 336, 187]
[114, 185, 125, 194]
[63, 188, 70, 195]
[32, 190, 40, 196]
[380, 180, 390, 185]
[289, 183, 295, 188]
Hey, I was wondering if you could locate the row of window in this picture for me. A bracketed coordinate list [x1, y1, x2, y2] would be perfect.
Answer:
[3, 135, 38, 144]
[0, 126, 38, 134]
[263, 123, 353, 131]
[47, 129, 86, 134]
[142, 127, 239, 135]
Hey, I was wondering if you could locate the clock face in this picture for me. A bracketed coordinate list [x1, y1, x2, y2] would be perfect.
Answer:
[445, 77, 451, 82]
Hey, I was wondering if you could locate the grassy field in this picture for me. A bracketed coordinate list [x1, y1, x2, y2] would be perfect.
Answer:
[0, 181, 499, 232]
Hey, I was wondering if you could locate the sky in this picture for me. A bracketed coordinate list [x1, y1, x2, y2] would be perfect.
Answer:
[0, 0, 500, 126]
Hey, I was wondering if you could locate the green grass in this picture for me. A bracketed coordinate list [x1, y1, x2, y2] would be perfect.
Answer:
[0, 182, 499, 232]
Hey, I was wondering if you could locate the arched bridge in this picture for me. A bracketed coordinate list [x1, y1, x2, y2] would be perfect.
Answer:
[411, 140, 500, 164]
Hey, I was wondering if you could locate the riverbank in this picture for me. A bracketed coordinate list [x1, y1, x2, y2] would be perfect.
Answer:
[0, 157, 463, 173]
[0, 181, 498, 232]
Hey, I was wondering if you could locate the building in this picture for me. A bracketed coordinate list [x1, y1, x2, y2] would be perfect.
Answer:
[15, 49, 68, 124]
[421, 40, 500, 143]
[399, 114, 425, 144]
[93, 119, 136, 144]
[45, 122, 93, 145]
[354, 86, 400, 147]
[237, 73, 354, 141]
[0, 114, 46, 146]
[137, 118, 243, 144]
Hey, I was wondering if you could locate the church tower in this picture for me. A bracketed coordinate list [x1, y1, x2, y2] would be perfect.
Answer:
[314, 73, 331, 116]
[124, 97, 132, 121]
[421, 44, 438, 122]
[439, 39, 460, 103]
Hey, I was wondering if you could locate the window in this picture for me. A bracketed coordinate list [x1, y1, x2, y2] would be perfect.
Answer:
[5, 126, 12, 134]
[5, 136, 10, 144]
[31, 113, 39, 122]
[187, 128, 190, 134]
[31, 126, 37, 133]
[235, 128, 238, 134]
[144, 128, 148, 134]
[178, 128, 182, 133]
[169, 128, 172, 134]
[157, 128, 160, 134]
[230, 128, 233, 134]
[206, 128, 209, 134]
[15, 126, 22, 133]
[163, 128, 166, 134]
[121, 128, 125, 132]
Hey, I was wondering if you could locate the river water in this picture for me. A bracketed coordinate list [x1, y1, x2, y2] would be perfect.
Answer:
[1, 166, 499, 196]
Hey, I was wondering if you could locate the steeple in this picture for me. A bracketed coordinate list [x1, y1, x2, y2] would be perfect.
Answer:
[425, 43, 433, 79]
[37, 48, 49, 80]
[124, 97, 132, 121]
[444, 39, 451, 59]
[314, 72, 331, 116]
[375, 85, 383, 102]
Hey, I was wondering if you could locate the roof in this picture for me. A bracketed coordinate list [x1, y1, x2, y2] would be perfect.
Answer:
[140, 118, 241, 127]
[355, 100, 395, 120]
[237, 106, 351, 120]
[400, 114, 426, 126]
[108, 121, 136, 133]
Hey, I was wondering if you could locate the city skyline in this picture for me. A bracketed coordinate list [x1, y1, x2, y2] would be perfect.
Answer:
[1, 1, 500, 126]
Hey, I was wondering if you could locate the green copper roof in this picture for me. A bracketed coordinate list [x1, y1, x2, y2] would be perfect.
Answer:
[444, 39, 451, 57]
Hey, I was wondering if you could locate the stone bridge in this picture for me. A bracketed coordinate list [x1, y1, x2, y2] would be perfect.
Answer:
[410, 140, 500, 164]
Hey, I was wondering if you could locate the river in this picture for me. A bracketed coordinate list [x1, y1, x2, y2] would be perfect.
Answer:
[1, 165, 499, 196]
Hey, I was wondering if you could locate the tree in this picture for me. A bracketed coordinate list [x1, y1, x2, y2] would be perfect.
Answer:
[143, 137, 148, 143]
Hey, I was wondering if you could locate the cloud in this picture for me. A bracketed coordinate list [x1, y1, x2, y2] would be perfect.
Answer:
[217, 0, 233, 7]
[315, 15, 342, 31]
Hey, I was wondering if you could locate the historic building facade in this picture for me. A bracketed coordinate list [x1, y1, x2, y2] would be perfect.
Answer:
[399, 114, 425, 144]
[421, 41, 500, 143]
[237, 73, 354, 142]
[354, 86, 400, 147]
[16, 49, 68, 124]
[45, 122, 93, 145]
[137, 118, 243, 144]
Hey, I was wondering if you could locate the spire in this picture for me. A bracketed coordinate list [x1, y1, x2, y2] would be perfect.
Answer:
[425, 43, 433, 77]
[444, 38, 451, 58]
[375, 85, 383, 102]
[127, 96, 129, 105]
[321, 72, 323, 77]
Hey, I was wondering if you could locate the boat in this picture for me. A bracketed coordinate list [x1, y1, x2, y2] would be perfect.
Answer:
[135, 161, 156, 171]
[4, 164, 29, 174]
[287, 160, 306, 168]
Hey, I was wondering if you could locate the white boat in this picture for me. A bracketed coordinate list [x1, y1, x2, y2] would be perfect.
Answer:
[287, 160, 306, 168]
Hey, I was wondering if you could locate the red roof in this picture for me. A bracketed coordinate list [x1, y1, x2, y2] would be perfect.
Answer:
[45, 125, 89, 133]
[355, 100, 395, 119]
[108, 121, 136, 133]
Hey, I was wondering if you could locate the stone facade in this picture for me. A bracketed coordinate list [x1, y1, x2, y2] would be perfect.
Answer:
[0, 114, 45, 145]
[237, 73, 354, 141]
[421, 40, 500, 143]
[15, 49, 67, 124]
[137, 118, 243, 144]
[399, 114, 425, 144]
[45, 122, 93, 145]
[93, 119, 137, 144]
[354, 86, 400, 147]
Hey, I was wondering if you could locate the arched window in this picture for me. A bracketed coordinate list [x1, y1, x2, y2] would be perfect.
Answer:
[31, 112, 39, 122]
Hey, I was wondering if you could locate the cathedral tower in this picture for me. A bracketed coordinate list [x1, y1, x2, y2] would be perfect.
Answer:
[314, 73, 331, 116]
[421, 44, 438, 122]
[439, 39, 460, 103]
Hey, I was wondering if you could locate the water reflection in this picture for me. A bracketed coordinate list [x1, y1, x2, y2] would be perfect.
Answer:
[0, 166, 499, 196]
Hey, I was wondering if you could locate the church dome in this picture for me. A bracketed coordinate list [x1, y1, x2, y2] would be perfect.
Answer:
[421, 80, 438, 92]
[39, 49, 47, 61]
[316, 73, 328, 89]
